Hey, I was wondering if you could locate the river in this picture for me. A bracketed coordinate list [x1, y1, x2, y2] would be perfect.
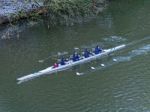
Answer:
[0, 0, 150, 112]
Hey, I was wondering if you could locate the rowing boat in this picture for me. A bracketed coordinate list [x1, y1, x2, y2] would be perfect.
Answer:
[17, 44, 126, 84]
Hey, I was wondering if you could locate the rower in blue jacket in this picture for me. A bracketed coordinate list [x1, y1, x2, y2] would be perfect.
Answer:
[60, 57, 65, 65]
[94, 45, 102, 54]
[83, 48, 90, 58]
[72, 52, 80, 62]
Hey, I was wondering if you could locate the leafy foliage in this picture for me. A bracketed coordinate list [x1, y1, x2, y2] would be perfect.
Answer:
[43, 0, 106, 25]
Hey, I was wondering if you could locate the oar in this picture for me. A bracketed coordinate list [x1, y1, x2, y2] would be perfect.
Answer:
[74, 47, 79, 50]
[38, 52, 68, 63]
[91, 66, 96, 70]
[76, 72, 84, 76]
[113, 58, 117, 62]
[38, 55, 52, 63]
[100, 64, 105, 67]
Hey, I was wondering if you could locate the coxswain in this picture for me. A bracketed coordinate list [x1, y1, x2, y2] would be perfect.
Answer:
[94, 45, 102, 54]
[83, 48, 90, 58]
[53, 63, 58, 68]
[60, 57, 65, 65]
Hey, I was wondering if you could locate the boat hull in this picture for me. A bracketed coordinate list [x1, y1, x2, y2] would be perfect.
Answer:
[17, 44, 126, 84]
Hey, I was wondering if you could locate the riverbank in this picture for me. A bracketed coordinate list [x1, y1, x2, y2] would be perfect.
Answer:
[0, 0, 108, 25]
[0, 0, 108, 39]
[0, 0, 46, 25]
[43, 0, 108, 26]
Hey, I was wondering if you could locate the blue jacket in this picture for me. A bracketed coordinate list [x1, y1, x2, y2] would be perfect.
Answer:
[72, 54, 80, 61]
[94, 46, 102, 54]
[60, 58, 65, 65]
[83, 49, 90, 58]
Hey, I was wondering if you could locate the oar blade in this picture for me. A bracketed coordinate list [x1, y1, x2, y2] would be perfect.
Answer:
[76, 72, 84, 76]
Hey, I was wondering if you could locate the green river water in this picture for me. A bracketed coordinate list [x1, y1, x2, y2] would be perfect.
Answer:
[0, 0, 150, 112]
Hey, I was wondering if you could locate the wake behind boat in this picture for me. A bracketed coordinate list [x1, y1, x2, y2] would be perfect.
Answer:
[17, 44, 126, 84]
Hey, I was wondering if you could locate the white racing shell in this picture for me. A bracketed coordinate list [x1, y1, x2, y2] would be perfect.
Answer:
[17, 44, 126, 84]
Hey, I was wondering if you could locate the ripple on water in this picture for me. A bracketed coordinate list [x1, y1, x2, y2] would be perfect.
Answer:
[130, 44, 150, 57]
[116, 108, 137, 112]
[87, 44, 149, 75]
[103, 35, 127, 43]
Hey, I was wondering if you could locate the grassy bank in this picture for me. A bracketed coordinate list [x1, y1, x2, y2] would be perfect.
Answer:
[0, 0, 108, 39]
[43, 0, 107, 25]
[0, 0, 107, 26]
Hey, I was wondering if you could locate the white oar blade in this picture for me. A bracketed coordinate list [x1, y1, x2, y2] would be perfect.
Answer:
[38, 60, 44, 63]
[76, 72, 84, 76]
[74, 47, 79, 50]
[101, 64, 105, 67]
[91, 67, 96, 70]
[58, 52, 68, 56]
[113, 58, 117, 62]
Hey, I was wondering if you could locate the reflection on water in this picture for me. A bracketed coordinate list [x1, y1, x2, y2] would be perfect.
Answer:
[0, 0, 150, 112]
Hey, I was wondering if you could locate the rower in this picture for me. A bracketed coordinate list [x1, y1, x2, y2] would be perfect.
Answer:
[53, 63, 58, 68]
[83, 48, 90, 58]
[94, 45, 102, 54]
[60, 57, 65, 65]
[72, 52, 80, 62]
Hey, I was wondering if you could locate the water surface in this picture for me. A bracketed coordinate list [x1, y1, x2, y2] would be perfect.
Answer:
[0, 0, 150, 112]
